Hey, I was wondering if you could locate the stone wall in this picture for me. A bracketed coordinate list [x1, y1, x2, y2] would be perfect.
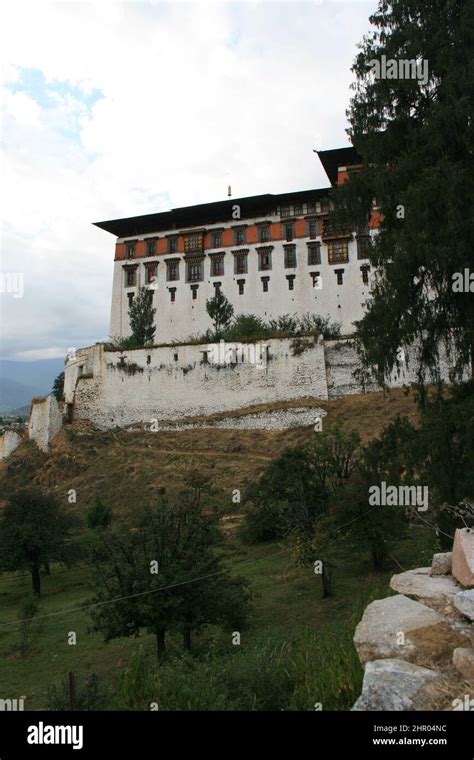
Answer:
[63, 336, 459, 431]
[0, 430, 23, 461]
[65, 337, 329, 430]
[353, 532, 474, 711]
[28, 396, 63, 452]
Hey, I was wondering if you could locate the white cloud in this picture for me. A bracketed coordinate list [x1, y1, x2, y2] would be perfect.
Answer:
[0, 0, 377, 360]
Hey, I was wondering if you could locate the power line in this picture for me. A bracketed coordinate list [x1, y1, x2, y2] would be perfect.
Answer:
[0, 547, 288, 629]
[0, 506, 380, 630]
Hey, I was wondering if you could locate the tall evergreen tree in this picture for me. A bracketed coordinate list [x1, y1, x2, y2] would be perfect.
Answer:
[206, 290, 234, 339]
[332, 0, 474, 390]
[52, 371, 65, 401]
[128, 286, 156, 346]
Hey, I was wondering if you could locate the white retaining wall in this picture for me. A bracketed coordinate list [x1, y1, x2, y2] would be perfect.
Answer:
[65, 338, 328, 430]
[28, 396, 63, 452]
[0, 430, 23, 460]
[62, 337, 460, 432]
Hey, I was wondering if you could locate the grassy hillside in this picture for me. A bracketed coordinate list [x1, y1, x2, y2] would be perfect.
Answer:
[0, 386, 420, 521]
[0, 387, 430, 710]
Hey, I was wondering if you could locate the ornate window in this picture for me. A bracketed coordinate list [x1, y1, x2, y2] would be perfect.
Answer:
[327, 239, 349, 264]
[211, 256, 224, 277]
[233, 251, 248, 274]
[166, 260, 180, 281]
[168, 237, 178, 254]
[145, 263, 157, 283]
[284, 245, 297, 268]
[357, 234, 371, 260]
[257, 247, 273, 271]
[124, 265, 138, 287]
[184, 234, 203, 254]
[307, 243, 321, 265]
[146, 240, 157, 256]
[187, 260, 203, 282]
[234, 227, 247, 245]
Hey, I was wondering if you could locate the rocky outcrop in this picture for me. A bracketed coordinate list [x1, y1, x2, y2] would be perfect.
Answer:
[390, 567, 461, 613]
[453, 647, 474, 683]
[353, 659, 445, 711]
[454, 590, 474, 622]
[452, 529, 474, 588]
[352, 537, 474, 711]
[354, 594, 468, 667]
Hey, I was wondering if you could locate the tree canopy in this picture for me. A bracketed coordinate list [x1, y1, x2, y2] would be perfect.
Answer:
[332, 0, 474, 390]
[0, 489, 77, 595]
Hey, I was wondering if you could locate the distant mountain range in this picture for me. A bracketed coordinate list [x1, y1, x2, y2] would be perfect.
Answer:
[0, 358, 65, 414]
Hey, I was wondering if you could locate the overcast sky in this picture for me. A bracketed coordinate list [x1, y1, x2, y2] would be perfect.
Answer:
[0, 0, 377, 361]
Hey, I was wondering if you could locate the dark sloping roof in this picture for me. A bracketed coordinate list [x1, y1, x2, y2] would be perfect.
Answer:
[316, 146, 362, 186]
[93, 187, 330, 238]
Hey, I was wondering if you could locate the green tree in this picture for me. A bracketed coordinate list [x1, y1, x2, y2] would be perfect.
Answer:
[86, 497, 113, 530]
[88, 496, 252, 662]
[128, 286, 156, 347]
[333, 0, 474, 389]
[0, 489, 77, 595]
[206, 290, 234, 339]
[52, 371, 65, 401]
[242, 426, 360, 543]
[331, 420, 413, 570]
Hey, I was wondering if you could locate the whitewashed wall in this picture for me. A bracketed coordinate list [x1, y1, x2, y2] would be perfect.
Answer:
[28, 396, 63, 452]
[66, 338, 328, 430]
[0, 430, 23, 460]
[63, 338, 460, 432]
[110, 217, 373, 345]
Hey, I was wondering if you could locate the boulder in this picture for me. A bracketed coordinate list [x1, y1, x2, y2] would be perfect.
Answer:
[453, 648, 474, 683]
[354, 594, 469, 667]
[430, 552, 452, 576]
[390, 567, 460, 611]
[352, 659, 440, 711]
[453, 589, 474, 621]
[452, 528, 474, 588]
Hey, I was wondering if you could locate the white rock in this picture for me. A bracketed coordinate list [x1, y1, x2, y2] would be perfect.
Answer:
[452, 528, 474, 588]
[352, 659, 440, 711]
[390, 567, 460, 611]
[430, 552, 452, 576]
[453, 647, 474, 683]
[454, 590, 474, 621]
[354, 593, 469, 666]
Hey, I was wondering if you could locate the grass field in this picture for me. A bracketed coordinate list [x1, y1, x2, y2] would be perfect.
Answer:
[0, 529, 435, 710]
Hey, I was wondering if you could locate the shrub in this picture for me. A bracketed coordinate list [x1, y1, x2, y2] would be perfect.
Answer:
[47, 673, 107, 710]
